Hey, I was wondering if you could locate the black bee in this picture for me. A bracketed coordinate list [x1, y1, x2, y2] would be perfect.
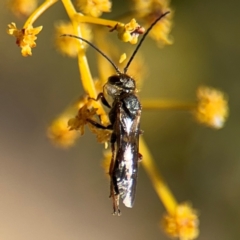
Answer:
[62, 11, 170, 215]
[100, 73, 141, 215]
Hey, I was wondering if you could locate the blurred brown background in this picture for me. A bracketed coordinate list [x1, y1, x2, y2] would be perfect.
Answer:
[1, 0, 240, 239]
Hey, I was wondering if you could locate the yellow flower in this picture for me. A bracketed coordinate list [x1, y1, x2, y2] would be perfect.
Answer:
[48, 96, 89, 148]
[116, 19, 145, 44]
[132, 0, 170, 17]
[194, 86, 229, 129]
[132, 0, 152, 13]
[68, 104, 98, 133]
[47, 116, 81, 148]
[8, 0, 37, 18]
[162, 203, 199, 240]
[76, 0, 112, 17]
[54, 21, 92, 58]
[7, 22, 42, 56]
[132, 0, 173, 45]
[68, 101, 111, 144]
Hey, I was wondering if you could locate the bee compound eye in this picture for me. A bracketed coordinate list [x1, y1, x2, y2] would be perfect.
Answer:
[108, 75, 121, 85]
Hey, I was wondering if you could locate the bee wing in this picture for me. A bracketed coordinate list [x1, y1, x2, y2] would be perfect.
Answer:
[113, 104, 141, 208]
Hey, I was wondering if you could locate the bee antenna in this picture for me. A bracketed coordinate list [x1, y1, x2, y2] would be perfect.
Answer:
[123, 11, 170, 74]
[61, 34, 122, 75]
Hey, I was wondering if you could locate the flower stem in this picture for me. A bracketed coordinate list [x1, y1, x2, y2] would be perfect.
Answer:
[142, 99, 196, 110]
[74, 14, 118, 28]
[140, 137, 177, 215]
[24, 0, 59, 28]
[62, 0, 94, 94]
[61, 0, 108, 124]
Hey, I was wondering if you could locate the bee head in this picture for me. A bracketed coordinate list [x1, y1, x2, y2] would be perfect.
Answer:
[103, 74, 136, 100]
[109, 74, 136, 91]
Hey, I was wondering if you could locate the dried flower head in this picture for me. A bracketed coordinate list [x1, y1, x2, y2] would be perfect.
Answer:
[54, 21, 92, 58]
[8, 0, 37, 18]
[47, 116, 81, 148]
[7, 22, 42, 56]
[194, 86, 229, 129]
[76, 0, 112, 17]
[162, 203, 199, 240]
[115, 19, 145, 44]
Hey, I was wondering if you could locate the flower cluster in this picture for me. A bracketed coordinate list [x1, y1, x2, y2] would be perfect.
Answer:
[8, 0, 37, 17]
[76, 0, 112, 17]
[132, 0, 173, 45]
[54, 21, 92, 57]
[162, 203, 199, 240]
[115, 18, 145, 44]
[7, 22, 42, 56]
[7, 0, 230, 239]
[194, 86, 229, 129]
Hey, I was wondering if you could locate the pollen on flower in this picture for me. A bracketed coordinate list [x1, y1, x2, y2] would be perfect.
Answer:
[54, 21, 92, 58]
[47, 116, 80, 148]
[76, 0, 112, 17]
[116, 19, 145, 44]
[194, 86, 229, 129]
[8, 0, 37, 18]
[7, 22, 42, 56]
[162, 203, 199, 240]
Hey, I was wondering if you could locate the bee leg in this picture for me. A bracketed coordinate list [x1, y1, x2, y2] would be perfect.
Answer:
[87, 119, 112, 130]
[111, 193, 121, 216]
[108, 133, 121, 215]
[88, 92, 111, 108]
[110, 177, 121, 216]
